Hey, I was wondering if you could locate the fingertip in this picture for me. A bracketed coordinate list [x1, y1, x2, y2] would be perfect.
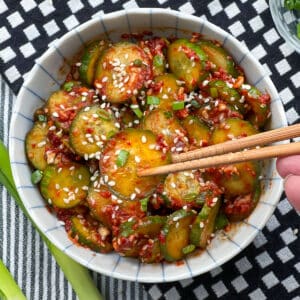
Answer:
[284, 175, 300, 212]
[276, 155, 300, 178]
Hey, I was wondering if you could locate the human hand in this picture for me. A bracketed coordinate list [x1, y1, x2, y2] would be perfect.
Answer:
[276, 155, 300, 211]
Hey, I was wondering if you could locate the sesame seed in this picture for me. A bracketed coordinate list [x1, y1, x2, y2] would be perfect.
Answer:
[37, 141, 46, 148]
[55, 184, 60, 190]
[102, 76, 108, 83]
[135, 187, 141, 194]
[130, 193, 136, 200]
[49, 126, 56, 131]
[199, 222, 204, 228]
[57, 167, 62, 173]
[171, 182, 176, 188]
[141, 135, 147, 143]
[52, 112, 59, 118]
[82, 186, 89, 191]
[108, 180, 116, 186]
[135, 156, 141, 163]
[84, 154, 89, 160]
[212, 197, 218, 203]
[149, 144, 156, 150]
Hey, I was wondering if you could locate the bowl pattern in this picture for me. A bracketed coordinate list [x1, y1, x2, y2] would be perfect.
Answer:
[9, 8, 287, 283]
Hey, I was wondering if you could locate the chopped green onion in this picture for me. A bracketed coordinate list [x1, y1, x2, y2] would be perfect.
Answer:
[153, 55, 164, 67]
[172, 101, 185, 111]
[182, 244, 196, 255]
[97, 109, 111, 120]
[133, 59, 143, 67]
[31, 170, 43, 184]
[130, 104, 143, 118]
[210, 87, 218, 98]
[107, 130, 117, 138]
[38, 115, 47, 122]
[140, 197, 149, 212]
[297, 23, 300, 39]
[63, 81, 74, 92]
[116, 149, 129, 167]
[147, 95, 160, 105]
[191, 100, 201, 108]
[120, 220, 135, 237]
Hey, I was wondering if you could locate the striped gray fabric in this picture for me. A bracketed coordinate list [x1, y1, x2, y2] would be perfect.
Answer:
[0, 75, 151, 300]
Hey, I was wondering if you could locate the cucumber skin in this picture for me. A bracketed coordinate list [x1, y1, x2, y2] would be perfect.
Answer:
[190, 198, 221, 248]
[79, 41, 107, 86]
[160, 209, 196, 262]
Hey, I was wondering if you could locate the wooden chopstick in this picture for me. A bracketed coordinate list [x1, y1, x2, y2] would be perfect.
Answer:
[172, 123, 300, 163]
[138, 141, 300, 177]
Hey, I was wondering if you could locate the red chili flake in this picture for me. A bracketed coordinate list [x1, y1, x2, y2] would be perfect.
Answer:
[176, 108, 189, 119]
[180, 45, 200, 62]
[100, 190, 112, 198]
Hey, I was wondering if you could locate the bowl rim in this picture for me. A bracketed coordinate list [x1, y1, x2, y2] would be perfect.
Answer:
[270, 0, 300, 53]
[9, 8, 287, 283]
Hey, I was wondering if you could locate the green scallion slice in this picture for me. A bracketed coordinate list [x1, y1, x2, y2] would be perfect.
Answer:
[172, 101, 185, 111]
[191, 100, 201, 108]
[38, 115, 47, 122]
[133, 59, 142, 67]
[297, 23, 300, 39]
[116, 149, 130, 167]
[182, 244, 196, 255]
[147, 95, 160, 105]
[31, 170, 43, 184]
[130, 105, 143, 118]
[63, 81, 74, 92]
[153, 55, 164, 67]
[140, 197, 149, 212]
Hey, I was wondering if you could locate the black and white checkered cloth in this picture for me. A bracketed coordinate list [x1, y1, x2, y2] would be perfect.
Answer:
[0, 1, 299, 299]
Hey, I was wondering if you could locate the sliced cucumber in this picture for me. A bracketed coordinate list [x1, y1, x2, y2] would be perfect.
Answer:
[25, 121, 49, 170]
[160, 209, 196, 261]
[40, 163, 90, 208]
[69, 105, 119, 157]
[94, 42, 152, 103]
[87, 185, 112, 228]
[243, 87, 271, 128]
[70, 216, 112, 253]
[210, 118, 258, 145]
[47, 90, 92, 132]
[207, 80, 246, 114]
[224, 182, 261, 222]
[140, 238, 162, 263]
[190, 197, 221, 248]
[198, 40, 239, 77]
[181, 116, 211, 146]
[142, 109, 186, 147]
[79, 40, 108, 85]
[214, 161, 260, 197]
[99, 129, 171, 199]
[151, 74, 181, 111]
[164, 171, 201, 208]
[168, 39, 206, 91]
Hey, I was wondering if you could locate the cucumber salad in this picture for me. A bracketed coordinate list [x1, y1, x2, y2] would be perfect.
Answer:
[26, 33, 271, 263]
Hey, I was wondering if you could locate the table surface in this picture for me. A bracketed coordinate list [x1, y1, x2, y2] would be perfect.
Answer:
[0, 1, 299, 300]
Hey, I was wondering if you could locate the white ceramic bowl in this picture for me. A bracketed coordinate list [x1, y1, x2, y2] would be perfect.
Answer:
[9, 8, 287, 283]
